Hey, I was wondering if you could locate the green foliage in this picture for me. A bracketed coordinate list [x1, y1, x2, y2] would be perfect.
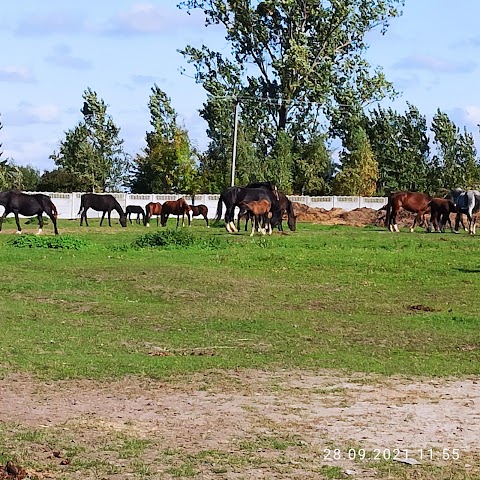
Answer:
[129, 84, 199, 194]
[50, 88, 129, 192]
[8, 234, 89, 250]
[0, 159, 23, 190]
[181, 0, 401, 190]
[334, 126, 378, 195]
[366, 103, 430, 194]
[132, 229, 227, 250]
[133, 229, 196, 248]
[37, 168, 86, 192]
[430, 109, 480, 191]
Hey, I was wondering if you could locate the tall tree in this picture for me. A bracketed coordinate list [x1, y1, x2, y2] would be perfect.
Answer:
[429, 110, 480, 191]
[180, 0, 402, 188]
[129, 85, 198, 194]
[51, 88, 128, 192]
[333, 125, 378, 195]
[366, 104, 430, 194]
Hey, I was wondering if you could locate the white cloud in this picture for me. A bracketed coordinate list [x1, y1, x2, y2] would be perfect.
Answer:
[0, 65, 35, 82]
[6, 103, 61, 126]
[45, 44, 92, 70]
[394, 55, 476, 74]
[464, 105, 480, 126]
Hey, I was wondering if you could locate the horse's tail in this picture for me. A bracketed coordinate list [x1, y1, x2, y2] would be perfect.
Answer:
[50, 201, 58, 219]
[214, 194, 224, 223]
[78, 196, 85, 216]
[385, 192, 393, 228]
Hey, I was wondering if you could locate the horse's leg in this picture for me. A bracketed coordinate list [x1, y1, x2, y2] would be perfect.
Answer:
[108, 211, 112, 227]
[100, 211, 106, 226]
[250, 214, 255, 237]
[36, 214, 43, 235]
[225, 207, 233, 233]
[204, 214, 209, 228]
[14, 212, 22, 234]
[177, 215, 181, 228]
[49, 213, 59, 235]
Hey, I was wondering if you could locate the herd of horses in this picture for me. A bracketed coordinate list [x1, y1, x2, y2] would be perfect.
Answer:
[385, 189, 480, 234]
[1, 184, 480, 237]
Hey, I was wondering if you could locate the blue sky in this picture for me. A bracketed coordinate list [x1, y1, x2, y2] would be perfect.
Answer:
[1, 1, 480, 172]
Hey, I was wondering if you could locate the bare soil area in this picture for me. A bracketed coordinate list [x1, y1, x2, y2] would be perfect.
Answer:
[1, 370, 479, 479]
[292, 203, 428, 229]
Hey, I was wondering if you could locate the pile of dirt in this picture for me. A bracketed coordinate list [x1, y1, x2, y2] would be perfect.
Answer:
[292, 202, 422, 228]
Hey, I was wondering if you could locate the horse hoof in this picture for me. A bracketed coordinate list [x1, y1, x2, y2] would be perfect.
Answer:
[36, 229, 43, 235]
[16, 231, 22, 235]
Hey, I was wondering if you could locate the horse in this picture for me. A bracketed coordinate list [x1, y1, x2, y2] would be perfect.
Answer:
[215, 182, 280, 233]
[0, 189, 59, 235]
[78, 193, 127, 227]
[270, 192, 296, 232]
[428, 198, 462, 233]
[160, 197, 192, 227]
[238, 199, 272, 236]
[144, 202, 162, 227]
[190, 204, 209, 227]
[450, 188, 480, 235]
[385, 191, 432, 232]
[126, 205, 145, 225]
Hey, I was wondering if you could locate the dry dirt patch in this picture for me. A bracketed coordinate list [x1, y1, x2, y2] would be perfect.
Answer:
[0, 370, 479, 479]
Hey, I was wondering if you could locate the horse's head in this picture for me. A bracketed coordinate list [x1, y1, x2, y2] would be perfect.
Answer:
[119, 214, 127, 227]
[287, 214, 297, 231]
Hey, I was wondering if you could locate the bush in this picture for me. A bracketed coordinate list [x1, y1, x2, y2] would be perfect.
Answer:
[132, 229, 228, 250]
[132, 229, 196, 248]
[8, 234, 89, 250]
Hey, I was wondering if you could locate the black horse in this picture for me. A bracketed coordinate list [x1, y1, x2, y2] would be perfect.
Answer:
[126, 205, 145, 224]
[0, 189, 59, 235]
[78, 193, 127, 227]
[244, 192, 296, 232]
[215, 182, 279, 233]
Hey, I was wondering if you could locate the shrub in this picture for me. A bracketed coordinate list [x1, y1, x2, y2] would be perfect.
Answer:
[132, 229, 196, 248]
[8, 234, 89, 250]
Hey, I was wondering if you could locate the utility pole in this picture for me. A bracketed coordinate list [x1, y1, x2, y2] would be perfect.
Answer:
[230, 99, 239, 187]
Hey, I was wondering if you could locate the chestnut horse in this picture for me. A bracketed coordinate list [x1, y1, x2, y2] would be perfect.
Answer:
[160, 197, 192, 227]
[238, 199, 272, 236]
[385, 191, 432, 232]
[190, 204, 209, 227]
[144, 202, 162, 227]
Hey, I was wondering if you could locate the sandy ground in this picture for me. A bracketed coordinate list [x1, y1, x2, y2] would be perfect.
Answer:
[1, 370, 479, 479]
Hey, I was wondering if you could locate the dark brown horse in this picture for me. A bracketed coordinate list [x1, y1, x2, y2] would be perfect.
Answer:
[428, 198, 460, 233]
[0, 189, 59, 235]
[160, 197, 192, 227]
[385, 191, 432, 232]
[126, 205, 145, 225]
[78, 193, 127, 227]
[144, 202, 162, 227]
[190, 204, 209, 227]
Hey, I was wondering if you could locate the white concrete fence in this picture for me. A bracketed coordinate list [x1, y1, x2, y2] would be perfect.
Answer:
[1, 192, 388, 220]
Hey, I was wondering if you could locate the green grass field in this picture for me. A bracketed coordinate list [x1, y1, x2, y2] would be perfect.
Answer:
[1, 217, 479, 380]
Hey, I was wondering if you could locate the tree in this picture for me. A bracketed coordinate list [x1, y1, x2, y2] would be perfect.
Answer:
[129, 85, 199, 194]
[333, 125, 378, 195]
[180, 0, 401, 188]
[0, 160, 23, 191]
[51, 88, 129, 192]
[37, 168, 86, 192]
[17, 164, 41, 191]
[366, 104, 430, 194]
[429, 110, 480, 191]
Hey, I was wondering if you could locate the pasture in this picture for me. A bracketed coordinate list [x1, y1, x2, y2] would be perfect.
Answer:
[0, 217, 479, 479]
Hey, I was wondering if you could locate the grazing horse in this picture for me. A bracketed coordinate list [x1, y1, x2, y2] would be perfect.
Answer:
[428, 198, 461, 233]
[450, 188, 480, 235]
[0, 190, 59, 235]
[238, 199, 272, 236]
[78, 193, 127, 227]
[126, 205, 145, 225]
[190, 204, 209, 227]
[144, 202, 162, 227]
[215, 183, 280, 233]
[270, 192, 296, 232]
[385, 191, 432, 232]
[160, 197, 192, 227]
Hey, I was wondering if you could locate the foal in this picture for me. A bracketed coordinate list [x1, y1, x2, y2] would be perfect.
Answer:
[238, 199, 272, 236]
